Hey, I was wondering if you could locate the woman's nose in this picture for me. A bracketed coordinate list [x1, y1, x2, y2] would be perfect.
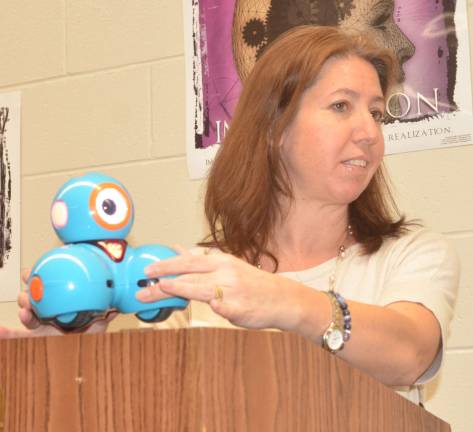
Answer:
[351, 112, 381, 146]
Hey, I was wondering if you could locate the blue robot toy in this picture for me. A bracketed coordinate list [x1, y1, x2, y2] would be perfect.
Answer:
[27, 172, 188, 331]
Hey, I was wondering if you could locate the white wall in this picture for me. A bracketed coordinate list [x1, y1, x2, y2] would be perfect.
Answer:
[0, 1, 471, 430]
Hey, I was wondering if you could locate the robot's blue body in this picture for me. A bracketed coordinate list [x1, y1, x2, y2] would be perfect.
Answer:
[28, 173, 188, 331]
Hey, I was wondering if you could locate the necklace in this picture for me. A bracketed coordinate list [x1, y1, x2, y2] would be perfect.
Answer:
[257, 225, 353, 292]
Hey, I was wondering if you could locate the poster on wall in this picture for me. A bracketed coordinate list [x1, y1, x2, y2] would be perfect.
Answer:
[0, 92, 20, 302]
[184, 0, 473, 179]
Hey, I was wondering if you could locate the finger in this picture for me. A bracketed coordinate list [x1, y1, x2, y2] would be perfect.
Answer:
[158, 277, 215, 303]
[135, 283, 174, 303]
[18, 308, 41, 330]
[18, 292, 41, 330]
[21, 268, 31, 285]
[145, 253, 221, 278]
[17, 292, 31, 309]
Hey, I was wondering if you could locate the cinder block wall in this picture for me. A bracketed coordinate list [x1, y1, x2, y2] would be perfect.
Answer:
[0, 1, 471, 430]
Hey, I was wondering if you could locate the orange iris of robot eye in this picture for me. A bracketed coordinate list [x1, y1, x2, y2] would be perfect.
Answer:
[30, 276, 44, 302]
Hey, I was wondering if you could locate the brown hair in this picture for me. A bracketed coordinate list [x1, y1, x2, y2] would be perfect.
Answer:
[200, 25, 412, 270]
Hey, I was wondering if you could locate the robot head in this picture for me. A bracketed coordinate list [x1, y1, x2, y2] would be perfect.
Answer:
[51, 172, 134, 243]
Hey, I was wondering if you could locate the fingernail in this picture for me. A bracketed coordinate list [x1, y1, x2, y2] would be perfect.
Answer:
[136, 288, 151, 300]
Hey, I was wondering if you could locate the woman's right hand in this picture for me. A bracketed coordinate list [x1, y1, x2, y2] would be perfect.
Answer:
[0, 270, 116, 339]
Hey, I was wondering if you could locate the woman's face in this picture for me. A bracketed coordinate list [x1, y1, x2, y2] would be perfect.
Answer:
[280, 55, 385, 205]
[232, 0, 414, 82]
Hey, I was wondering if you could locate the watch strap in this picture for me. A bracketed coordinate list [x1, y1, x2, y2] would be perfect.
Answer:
[322, 291, 345, 352]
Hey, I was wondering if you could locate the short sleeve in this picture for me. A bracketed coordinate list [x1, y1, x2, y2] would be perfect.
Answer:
[377, 229, 460, 383]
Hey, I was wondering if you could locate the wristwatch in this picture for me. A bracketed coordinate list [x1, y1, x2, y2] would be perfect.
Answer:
[322, 291, 345, 353]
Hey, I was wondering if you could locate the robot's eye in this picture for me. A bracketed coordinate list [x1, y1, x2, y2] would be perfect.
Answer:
[90, 183, 132, 230]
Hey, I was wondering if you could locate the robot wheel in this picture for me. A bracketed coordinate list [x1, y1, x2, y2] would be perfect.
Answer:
[136, 308, 174, 323]
[52, 311, 95, 332]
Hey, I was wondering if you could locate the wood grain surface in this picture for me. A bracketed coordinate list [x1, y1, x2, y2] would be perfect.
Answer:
[0, 328, 450, 432]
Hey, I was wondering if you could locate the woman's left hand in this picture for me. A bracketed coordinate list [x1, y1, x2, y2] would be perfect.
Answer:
[136, 245, 301, 330]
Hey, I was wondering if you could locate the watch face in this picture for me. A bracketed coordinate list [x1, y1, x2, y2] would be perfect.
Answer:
[326, 328, 344, 351]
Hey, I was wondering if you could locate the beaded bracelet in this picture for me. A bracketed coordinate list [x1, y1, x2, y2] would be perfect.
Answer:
[330, 291, 352, 342]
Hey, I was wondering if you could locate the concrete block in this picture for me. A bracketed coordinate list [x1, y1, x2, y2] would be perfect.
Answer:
[21, 67, 151, 174]
[67, 0, 183, 72]
[0, 1, 64, 87]
[384, 146, 473, 232]
[0, 302, 23, 330]
[444, 234, 473, 349]
[425, 350, 473, 432]
[151, 58, 186, 158]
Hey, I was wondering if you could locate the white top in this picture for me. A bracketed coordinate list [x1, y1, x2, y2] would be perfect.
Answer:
[142, 228, 460, 405]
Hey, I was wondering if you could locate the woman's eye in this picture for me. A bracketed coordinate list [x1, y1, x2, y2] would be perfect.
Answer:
[332, 101, 348, 112]
[371, 110, 385, 122]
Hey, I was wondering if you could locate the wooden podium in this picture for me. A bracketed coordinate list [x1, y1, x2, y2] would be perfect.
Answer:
[0, 328, 450, 431]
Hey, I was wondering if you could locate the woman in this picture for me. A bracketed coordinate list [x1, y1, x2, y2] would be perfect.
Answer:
[12, 26, 458, 405]
[136, 26, 458, 404]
